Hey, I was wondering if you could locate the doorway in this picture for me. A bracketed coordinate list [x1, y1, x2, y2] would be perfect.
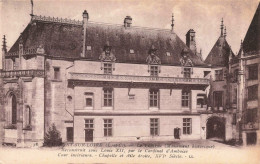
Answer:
[247, 132, 257, 145]
[85, 129, 94, 142]
[66, 127, 73, 142]
[206, 116, 225, 141]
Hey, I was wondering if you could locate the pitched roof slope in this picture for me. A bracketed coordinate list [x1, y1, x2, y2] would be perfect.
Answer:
[9, 21, 83, 59]
[204, 36, 234, 67]
[8, 17, 207, 66]
[243, 2, 260, 55]
[84, 22, 206, 66]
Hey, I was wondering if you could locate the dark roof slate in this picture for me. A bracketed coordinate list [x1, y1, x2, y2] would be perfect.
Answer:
[8, 19, 207, 66]
[204, 36, 234, 67]
[9, 21, 83, 58]
[243, 2, 260, 55]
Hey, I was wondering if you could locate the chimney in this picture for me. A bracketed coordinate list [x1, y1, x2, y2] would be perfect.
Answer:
[19, 34, 24, 69]
[186, 29, 196, 55]
[82, 10, 89, 57]
[2, 35, 7, 70]
[124, 16, 132, 28]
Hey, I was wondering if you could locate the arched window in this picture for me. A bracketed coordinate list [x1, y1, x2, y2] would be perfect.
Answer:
[11, 94, 17, 125]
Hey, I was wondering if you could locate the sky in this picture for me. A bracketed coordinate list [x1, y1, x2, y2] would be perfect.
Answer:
[0, 0, 259, 69]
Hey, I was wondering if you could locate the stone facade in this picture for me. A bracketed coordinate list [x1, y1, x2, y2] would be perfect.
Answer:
[0, 3, 259, 147]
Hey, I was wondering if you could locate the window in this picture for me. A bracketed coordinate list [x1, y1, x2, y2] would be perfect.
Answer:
[233, 69, 238, 82]
[248, 65, 258, 80]
[24, 106, 31, 128]
[85, 92, 94, 108]
[246, 108, 257, 123]
[184, 68, 191, 78]
[85, 119, 94, 129]
[11, 94, 17, 125]
[104, 63, 112, 74]
[166, 52, 171, 56]
[130, 49, 135, 54]
[213, 91, 223, 109]
[149, 89, 159, 108]
[54, 67, 60, 80]
[183, 118, 192, 135]
[233, 89, 237, 104]
[86, 98, 92, 107]
[150, 65, 159, 76]
[182, 90, 190, 107]
[248, 85, 258, 101]
[104, 119, 113, 137]
[197, 94, 206, 108]
[150, 118, 159, 136]
[103, 88, 113, 107]
[232, 113, 237, 125]
[215, 69, 223, 81]
[67, 96, 72, 101]
[87, 46, 92, 51]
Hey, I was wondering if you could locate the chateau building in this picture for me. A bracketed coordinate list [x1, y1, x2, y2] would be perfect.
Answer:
[0, 2, 259, 147]
[204, 3, 260, 145]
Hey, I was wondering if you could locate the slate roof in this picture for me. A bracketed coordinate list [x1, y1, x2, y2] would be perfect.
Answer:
[204, 36, 234, 67]
[9, 21, 83, 59]
[8, 17, 207, 66]
[242, 2, 260, 55]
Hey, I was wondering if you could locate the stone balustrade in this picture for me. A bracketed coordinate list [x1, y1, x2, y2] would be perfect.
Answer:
[69, 72, 210, 85]
[0, 70, 45, 78]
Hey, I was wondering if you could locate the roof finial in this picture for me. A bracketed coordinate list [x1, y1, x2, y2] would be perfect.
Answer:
[30, 0, 34, 17]
[224, 26, 227, 38]
[171, 13, 174, 32]
[220, 18, 224, 36]
[240, 39, 243, 49]
[2, 35, 7, 52]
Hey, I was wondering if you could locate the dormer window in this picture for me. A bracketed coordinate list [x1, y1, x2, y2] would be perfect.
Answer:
[150, 65, 159, 77]
[166, 52, 171, 56]
[146, 45, 161, 76]
[130, 49, 135, 54]
[99, 41, 116, 73]
[184, 68, 191, 78]
[87, 46, 92, 51]
[104, 63, 113, 74]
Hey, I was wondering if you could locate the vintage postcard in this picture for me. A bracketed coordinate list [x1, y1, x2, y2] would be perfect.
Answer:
[0, 0, 260, 163]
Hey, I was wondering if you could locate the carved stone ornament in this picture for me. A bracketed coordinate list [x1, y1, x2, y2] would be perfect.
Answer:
[180, 48, 193, 67]
[36, 44, 45, 54]
[99, 42, 116, 62]
[146, 45, 161, 65]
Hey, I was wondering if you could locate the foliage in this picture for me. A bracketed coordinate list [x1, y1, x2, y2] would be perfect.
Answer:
[43, 123, 62, 147]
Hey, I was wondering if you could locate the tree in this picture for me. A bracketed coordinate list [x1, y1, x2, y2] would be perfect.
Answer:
[43, 123, 62, 147]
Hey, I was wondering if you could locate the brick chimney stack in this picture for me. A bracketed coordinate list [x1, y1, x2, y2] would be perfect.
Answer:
[186, 29, 197, 55]
[2, 35, 7, 70]
[124, 16, 132, 28]
[82, 10, 89, 57]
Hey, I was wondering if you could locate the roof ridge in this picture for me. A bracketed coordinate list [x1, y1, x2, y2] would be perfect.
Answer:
[32, 15, 83, 26]
[32, 15, 173, 33]
[87, 21, 173, 32]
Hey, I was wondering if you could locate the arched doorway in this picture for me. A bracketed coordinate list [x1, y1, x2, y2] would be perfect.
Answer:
[206, 116, 225, 140]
